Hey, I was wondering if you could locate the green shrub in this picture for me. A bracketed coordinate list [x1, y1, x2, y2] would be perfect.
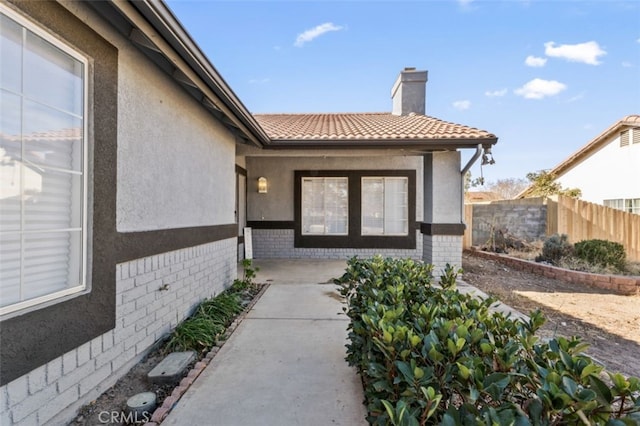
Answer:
[164, 316, 224, 354]
[536, 233, 573, 265]
[335, 256, 640, 425]
[574, 239, 626, 271]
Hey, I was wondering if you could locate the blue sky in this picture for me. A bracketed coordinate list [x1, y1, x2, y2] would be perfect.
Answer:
[166, 0, 640, 183]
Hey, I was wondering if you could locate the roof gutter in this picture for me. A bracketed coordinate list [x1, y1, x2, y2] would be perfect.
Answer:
[460, 144, 483, 226]
[263, 137, 498, 151]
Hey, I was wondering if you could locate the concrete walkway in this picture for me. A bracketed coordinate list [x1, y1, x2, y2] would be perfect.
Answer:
[162, 260, 368, 426]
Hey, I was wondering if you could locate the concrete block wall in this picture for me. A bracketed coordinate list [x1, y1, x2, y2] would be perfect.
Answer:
[0, 238, 236, 426]
[252, 229, 423, 260]
[472, 204, 547, 246]
[423, 235, 463, 275]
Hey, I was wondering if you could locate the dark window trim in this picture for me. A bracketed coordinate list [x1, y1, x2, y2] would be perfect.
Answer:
[247, 220, 295, 229]
[420, 223, 466, 236]
[294, 170, 416, 249]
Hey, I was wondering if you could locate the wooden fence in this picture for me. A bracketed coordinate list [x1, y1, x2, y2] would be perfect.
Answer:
[464, 195, 640, 262]
[549, 195, 640, 262]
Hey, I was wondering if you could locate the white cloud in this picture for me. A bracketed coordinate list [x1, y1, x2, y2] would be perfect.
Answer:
[544, 41, 606, 65]
[525, 55, 547, 67]
[622, 61, 633, 68]
[294, 23, 343, 47]
[637, 38, 640, 44]
[249, 78, 270, 84]
[457, 0, 476, 11]
[567, 92, 585, 103]
[514, 78, 567, 99]
[485, 89, 507, 97]
[453, 100, 471, 110]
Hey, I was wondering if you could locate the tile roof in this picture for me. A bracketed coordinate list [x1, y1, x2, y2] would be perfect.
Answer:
[254, 113, 496, 142]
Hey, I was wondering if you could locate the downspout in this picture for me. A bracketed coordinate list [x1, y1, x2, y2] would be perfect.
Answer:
[460, 144, 483, 226]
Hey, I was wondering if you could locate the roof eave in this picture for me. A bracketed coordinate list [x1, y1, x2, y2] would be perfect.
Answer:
[92, 0, 269, 147]
[264, 137, 498, 151]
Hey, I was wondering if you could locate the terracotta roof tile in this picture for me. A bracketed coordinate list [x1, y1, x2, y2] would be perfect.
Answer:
[253, 113, 496, 141]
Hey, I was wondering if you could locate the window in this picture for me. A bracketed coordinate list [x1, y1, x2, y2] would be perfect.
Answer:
[295, 170, 416, 249]
[301, 177, 348, 235]
[603, 199, 640, 215]
[362, 177, 408, 235]
[0, 6, 88, 315]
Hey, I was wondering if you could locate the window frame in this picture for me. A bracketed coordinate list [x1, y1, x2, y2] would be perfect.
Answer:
[0, 4, 89, 316]
[294, 170, 416, 249]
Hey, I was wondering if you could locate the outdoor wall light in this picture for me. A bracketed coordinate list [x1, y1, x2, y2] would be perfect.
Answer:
[258, 177, 268, 193]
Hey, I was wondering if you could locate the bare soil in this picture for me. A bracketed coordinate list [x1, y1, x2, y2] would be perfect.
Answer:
[462, 252, 640, 378]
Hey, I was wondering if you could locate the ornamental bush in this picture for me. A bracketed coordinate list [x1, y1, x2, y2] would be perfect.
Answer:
[335, 256, 640, 425]
[574, 239, 626, 271]
[536, 233, 573, 265]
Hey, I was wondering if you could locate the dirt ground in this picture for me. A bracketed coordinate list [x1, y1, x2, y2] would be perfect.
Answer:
[462, 252, 640, 379]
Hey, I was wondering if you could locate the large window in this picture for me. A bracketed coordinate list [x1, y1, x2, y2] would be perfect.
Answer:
[301, 177, 348, 235]
[362, 177, 408, 236]
[604, 198, 640, 215]
[0, 6, 88, 315]
[295, 170, 415, 249]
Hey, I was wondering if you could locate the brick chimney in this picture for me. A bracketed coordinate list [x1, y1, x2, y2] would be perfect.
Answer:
[391, 67, 428, 116]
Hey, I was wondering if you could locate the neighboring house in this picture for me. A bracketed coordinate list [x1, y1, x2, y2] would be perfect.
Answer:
[465, 191, 502, 204]
[519, 115, 640, 214]
[0, 1, 496, 424]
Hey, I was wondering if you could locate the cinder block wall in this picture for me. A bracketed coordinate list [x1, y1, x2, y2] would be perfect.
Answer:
[252, 229, 423, 261]
[471, 204, 547, 246]
[0, 239, 236, 426]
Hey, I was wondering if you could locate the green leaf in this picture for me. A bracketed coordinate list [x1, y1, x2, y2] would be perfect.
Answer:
[396, 361, 414, 383]
[414, 367, 424, 380]
[457, 363, 470, 380]
[580, 363, 601, 379]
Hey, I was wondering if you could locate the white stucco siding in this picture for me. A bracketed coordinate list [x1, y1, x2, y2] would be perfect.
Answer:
[556, 132, 640, 205]
[116, 47, 236, 232]
[245, 156, 424, 222]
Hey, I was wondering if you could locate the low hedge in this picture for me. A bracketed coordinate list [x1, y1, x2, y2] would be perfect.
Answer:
[335, 256, 640, 425]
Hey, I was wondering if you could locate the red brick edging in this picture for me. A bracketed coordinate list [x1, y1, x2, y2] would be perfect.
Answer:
[464, 249, 640, 296]
[143, 283, 271, 425]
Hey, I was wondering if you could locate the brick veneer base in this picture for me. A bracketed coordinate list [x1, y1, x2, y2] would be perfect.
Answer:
[464, 248, 640, 295]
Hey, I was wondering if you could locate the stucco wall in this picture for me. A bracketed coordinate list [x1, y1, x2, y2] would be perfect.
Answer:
[116, 41, 236, 232]
[556, 130, 640, 205]
[245, 155, 424, 222]
[424, 151, 462, 223]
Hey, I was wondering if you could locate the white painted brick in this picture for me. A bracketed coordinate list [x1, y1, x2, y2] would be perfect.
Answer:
[135, 292, 156, 310]
[13, 410, 37, 426]
[57, 359, 96, 393]
[11, 384, 56, 423]
[111, 347, 136, 374]
[102, 331, 114, 351]
[122, 306, 147, 328]
[78, 362, 111, 397]
[77, 341, 91, 367]
[128, 261, 137, 277]
[135, 334, 155, 355]
[89, 336, 103, 360]
[0, 409, 10, 426]
[27, 364, 47, 395]
[135, 271, 155, 286]
[7, 375, 29, 407]
[117, 277, 135, 294]
[135, 312, 155, 333]
[121, 285, 147, 304]
[62, 350, 77, 375]
[46, 357, 63, 386]
[0, 384, 8, 413]
[94, 343, 121, 370]
[38, 385, 79, 425]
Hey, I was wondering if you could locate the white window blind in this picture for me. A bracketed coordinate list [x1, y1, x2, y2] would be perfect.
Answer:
[0, 6, 87, 315]
[362, 177, 408, 235]
[301, 177, 348, 235]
